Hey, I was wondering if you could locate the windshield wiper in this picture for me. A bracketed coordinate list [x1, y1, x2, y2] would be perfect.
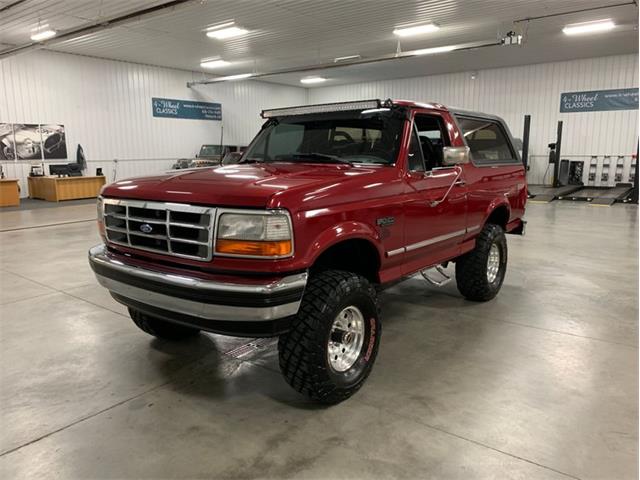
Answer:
[290, 152, 352, 166]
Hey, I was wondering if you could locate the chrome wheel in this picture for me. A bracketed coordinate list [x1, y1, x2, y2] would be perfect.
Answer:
[328, 306, 365, 372]
[486, 243, 501, 283]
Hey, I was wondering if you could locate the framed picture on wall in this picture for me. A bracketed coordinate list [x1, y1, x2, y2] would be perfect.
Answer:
[11, 124, 43, 160]
[0, 123, 16, 161]
[40, 124, 67, 160]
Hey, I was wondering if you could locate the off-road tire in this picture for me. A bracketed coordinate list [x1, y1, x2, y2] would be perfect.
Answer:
[128, 308, 200, 340]
[455, 223, 507, 301]
[278, 270, 381, 404]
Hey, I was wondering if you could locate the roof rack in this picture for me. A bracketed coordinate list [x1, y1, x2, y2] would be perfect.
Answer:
[261, 99, 393, 118]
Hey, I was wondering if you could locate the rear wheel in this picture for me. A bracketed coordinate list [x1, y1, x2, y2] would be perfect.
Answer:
[455, 223, 507, 301]
[278, 270, 381, 404]
[128, 308, 200, 340]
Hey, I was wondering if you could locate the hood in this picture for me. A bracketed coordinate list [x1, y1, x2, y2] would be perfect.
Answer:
[101, 162, 390, 209]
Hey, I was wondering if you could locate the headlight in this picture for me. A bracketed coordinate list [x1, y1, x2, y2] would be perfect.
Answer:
[215, 210, 293, 258]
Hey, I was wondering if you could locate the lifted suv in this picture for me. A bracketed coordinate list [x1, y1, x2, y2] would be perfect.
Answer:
[90, 99, 526, 404]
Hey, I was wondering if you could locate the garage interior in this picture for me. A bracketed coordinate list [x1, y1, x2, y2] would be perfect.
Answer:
[0, 1, 638, 479]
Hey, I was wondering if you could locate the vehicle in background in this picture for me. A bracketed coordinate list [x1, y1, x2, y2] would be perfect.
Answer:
[172, 144, 246, 169]
[90, 99, 526, 404]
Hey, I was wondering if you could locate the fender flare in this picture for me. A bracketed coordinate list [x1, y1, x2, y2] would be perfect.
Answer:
[306, 221, 384, 266]
[482, 198, 511, 227]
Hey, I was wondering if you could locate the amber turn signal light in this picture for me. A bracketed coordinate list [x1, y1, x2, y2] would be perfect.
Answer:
[215, 239, 292, 257]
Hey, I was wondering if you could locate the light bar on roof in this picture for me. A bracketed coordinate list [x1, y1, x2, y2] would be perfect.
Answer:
[261, 100, 385, 118]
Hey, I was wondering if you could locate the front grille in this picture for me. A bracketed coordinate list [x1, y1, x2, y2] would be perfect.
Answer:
[103, 198, 215, 261]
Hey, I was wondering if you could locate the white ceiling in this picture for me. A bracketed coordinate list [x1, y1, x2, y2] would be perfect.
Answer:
[0, 0, 637, 87]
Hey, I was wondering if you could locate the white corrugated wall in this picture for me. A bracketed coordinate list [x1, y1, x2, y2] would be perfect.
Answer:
[1, 51, 638, 193]
[0, 50, 307, 196]
[308, 54, 639, 185]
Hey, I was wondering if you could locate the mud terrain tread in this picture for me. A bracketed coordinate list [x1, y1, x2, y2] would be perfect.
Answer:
[278, 270, 379, 404]
[455, 223, 507, 302]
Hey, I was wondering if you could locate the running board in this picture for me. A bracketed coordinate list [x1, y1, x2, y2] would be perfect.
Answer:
[421, 265, 452, 287]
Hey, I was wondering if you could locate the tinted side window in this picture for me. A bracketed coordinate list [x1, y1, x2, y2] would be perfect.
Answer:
[407, 128, 425, 171]
[457, 117, 516, 164]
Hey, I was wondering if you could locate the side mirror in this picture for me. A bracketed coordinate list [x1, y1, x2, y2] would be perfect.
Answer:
[442, 146, 471, 166]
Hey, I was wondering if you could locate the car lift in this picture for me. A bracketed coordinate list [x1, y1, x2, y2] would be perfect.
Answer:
[527, 121, 583, 203]
[563, 150, 637, 206]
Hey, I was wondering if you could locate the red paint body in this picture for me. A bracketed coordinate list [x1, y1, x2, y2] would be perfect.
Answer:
[101, 101, 527, 285]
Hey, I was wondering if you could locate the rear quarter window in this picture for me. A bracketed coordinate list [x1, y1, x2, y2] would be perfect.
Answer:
[456, 117, 518, 165]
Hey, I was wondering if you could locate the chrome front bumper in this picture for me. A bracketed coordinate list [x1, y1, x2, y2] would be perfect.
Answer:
[88, 244, 307, 325]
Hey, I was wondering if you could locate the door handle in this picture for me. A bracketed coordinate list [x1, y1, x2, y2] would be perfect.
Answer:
[455, 179, 466, 186]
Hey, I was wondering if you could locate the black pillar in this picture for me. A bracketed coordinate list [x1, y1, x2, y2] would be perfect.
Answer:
[553, 121, 563, 187]
[632, 142, 639, 204]
[522, 115, 531, 170]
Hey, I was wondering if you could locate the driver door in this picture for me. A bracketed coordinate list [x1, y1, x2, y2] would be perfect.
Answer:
[402, 113, 468, 274]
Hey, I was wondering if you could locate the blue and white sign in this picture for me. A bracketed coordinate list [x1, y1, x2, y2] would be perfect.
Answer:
[560, 88, 638, 113]
[152, 97, 222, 120]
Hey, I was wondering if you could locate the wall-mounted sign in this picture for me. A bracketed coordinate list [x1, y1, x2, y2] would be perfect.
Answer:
[152, 97, 222, 121]
[560, 88, 638, 113]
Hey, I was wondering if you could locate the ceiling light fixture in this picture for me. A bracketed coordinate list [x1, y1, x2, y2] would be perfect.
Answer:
[30, 26, 57, 42]
[334, 54, 361, 63]
[562, 19, 615, 35]
[414, 45, 456, 55]
[300, 77, 327, 84]
[393, 23, 440, 37]
[200, 58, 230, 69]
[216, 73, 252, 81]
[206, 22, 248, 39]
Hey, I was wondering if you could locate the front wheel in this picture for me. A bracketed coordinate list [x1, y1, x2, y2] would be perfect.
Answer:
[455, 223, 507, 301]
[278, 270, 381, 404]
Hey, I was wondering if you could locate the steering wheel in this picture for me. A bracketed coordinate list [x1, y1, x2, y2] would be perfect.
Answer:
[333, 131, 355, 143]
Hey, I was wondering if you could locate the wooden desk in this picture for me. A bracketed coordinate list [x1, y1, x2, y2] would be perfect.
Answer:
[28, 176, 106, 202]
[0, 179, 20, 207]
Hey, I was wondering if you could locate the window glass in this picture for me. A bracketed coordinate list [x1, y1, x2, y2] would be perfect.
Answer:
[243, 112, 404, 165]
[407, 128, 425, 171]
[414, 115, 449, 170]
[456, 117, 516, 164]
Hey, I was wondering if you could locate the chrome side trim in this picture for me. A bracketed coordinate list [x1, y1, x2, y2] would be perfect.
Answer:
[97, 275, 302, 322]
[89, 244, 307, 295]
[384, 224, 482, 257]
[405, 229, 467, 252]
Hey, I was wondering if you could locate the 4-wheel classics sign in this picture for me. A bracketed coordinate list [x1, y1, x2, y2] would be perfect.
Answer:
[152, 97, 222, 120]
[560, 88, 638, 113]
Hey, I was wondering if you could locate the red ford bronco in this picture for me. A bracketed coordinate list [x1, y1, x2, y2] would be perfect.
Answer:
[90, 99, 526, 404]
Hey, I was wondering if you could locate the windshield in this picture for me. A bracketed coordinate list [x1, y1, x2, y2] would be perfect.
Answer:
[242, 109, 405, 165]
[199, 145, 222, 157]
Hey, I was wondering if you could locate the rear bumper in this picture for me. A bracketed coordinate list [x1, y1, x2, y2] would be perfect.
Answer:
[88, 244, 307, 336]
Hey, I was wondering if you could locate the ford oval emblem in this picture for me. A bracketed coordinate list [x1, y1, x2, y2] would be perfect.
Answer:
[139, 223, 153, 234]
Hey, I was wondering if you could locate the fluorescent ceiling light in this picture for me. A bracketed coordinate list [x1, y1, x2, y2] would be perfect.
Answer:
[562, 19, 615, 35]
[30, 28, 57, 42]
[393, 23, 439, 37]
[334, 54, 361, 62]
[200, 58, 230, 68]
[206, 22, 248, 39]
[216, 73, 252, 81]
[414, 45, 456, 55]
[300, 77, 327, 84]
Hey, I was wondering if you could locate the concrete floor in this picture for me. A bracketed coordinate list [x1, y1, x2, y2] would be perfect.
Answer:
[0, 202, 637, 479]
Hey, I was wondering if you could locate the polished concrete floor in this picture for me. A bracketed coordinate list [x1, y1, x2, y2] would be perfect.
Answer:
[0, 202, 637, 479]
